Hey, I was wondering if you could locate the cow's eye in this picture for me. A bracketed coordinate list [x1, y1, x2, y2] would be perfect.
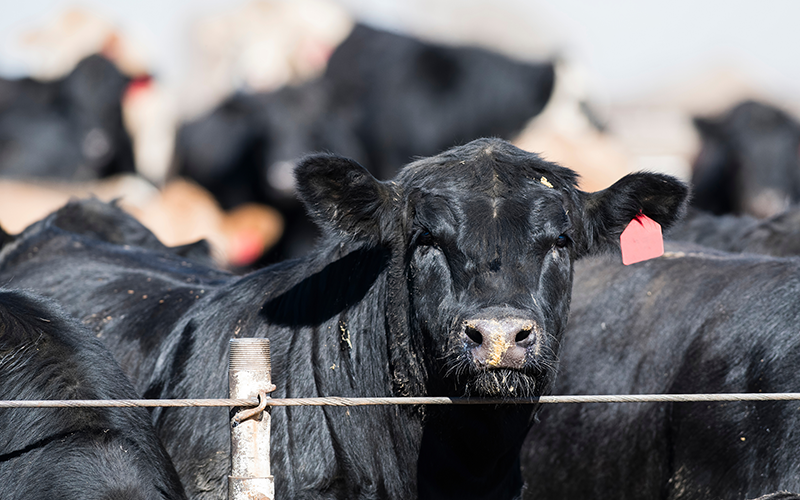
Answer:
[555, 234, 570, 248]
[417, 231, 435, 246]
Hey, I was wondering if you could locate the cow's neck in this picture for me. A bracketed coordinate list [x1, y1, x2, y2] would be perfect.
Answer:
[417, 404, 535, 499]
[255, 240, 428, 497]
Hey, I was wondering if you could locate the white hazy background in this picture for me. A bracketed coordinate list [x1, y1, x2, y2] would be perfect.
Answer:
[2, 0, 798, 103]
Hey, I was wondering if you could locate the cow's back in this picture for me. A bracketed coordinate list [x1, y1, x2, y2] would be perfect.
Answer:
[0, 216, 230, 392]
[0, 289, 186, 499]
[522, 245, 800, 499]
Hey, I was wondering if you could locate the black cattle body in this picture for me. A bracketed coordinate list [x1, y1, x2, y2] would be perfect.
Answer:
[666, 207, 800, 257]
[520, 243, 800, 499]
[0, 289, 186, 499]
[175, 79, 366, 211]
[0, 198, 227, 389]
[0, 55, 135, 180]
[0, 196, 215, 264]
[324, 24, 556, 180]
[0, 138, 688, 499]
[176, 23, 555, 263]
[691, 100, 800, 218]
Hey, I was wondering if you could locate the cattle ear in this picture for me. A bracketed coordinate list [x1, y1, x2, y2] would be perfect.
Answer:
[693, 116, 721, 139]
[0, 222, 11, 251]
[295, 154, 395, 242]
[579, 172, 689, 256]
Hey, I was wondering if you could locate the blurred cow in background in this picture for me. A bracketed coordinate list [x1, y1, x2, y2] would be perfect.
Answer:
[11, 7, 173, 185]
[175, 79, 361, 261]
[0, 7, 286, 268]
[666, 206, 800, 258]
[177, 23, 555, 262]
[0, 54, 135, 180]
[691, 100, 800, 218]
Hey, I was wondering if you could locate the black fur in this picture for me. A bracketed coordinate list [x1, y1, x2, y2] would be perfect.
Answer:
[324, 24, 556, 180]
[0, 55, 135, 180]
[0, 138, 687, 499]
[522, 243, 800, 499]
[668, 207, 800, 257]
[0, 224, 11, 251]
[581, 171, 688, 254]
[0, 289, 186, 499]
[0, 199, 227, 390]
[691, 100, 800, 218]
[0, 196, 214, 265]
[45, 197, 215, 266]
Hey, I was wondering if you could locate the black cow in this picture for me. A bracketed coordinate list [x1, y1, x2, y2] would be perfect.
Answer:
[175, 79, 365, 261]
[0, 138, 687, 499]
[667, 206, 800, 258]
[0, 198, 228, 388]
[521, 243, 800, 499]
[0, 55, 135, 180]
[323, 24, 556, 180]
[691, 100, 800, 218]
[0, 289, 186, 499]
[177, 23, 555, 262]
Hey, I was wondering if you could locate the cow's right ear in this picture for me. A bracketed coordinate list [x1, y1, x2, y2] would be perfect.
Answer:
[578, 172, 690, 257]
[295, 154, 396, 243]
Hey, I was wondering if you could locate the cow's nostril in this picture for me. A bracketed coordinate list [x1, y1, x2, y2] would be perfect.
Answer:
[515, 328, 531, 343]
[465, 325, 483, 345]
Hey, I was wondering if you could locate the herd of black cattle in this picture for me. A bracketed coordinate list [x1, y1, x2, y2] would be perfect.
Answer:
[2, 21, 800, 500]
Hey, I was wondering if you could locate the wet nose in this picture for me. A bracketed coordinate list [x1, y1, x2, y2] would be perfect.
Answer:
[462, 317, 537, 369]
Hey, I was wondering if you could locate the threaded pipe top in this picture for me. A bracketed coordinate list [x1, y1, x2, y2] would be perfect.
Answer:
[229, 338, 271, 372]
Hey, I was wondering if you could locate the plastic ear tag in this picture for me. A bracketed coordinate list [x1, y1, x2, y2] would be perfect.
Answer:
[620, 214, 663, 265]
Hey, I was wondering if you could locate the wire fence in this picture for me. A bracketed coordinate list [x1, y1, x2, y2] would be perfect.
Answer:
[3, 392, 800, 409]
[7, 334, 798, 500]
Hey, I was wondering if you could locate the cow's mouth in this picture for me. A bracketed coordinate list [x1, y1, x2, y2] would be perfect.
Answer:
[463, 368, 541, 399]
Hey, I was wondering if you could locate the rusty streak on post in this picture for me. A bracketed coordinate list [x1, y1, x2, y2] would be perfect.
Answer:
[229, 337, 274, 500]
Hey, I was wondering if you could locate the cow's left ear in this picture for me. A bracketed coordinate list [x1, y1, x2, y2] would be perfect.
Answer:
[295, 154, 396, 243]
[578, 172, 690, 256]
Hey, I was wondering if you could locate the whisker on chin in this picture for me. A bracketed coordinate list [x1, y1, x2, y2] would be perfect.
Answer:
[433, 324, 560, 398]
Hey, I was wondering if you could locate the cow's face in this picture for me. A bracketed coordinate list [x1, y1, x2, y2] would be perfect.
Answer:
[296, 138, 688, 398]
[402, 152, 579, 397]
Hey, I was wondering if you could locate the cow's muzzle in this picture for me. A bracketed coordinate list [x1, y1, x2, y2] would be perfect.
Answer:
[461, 316, 541, 369]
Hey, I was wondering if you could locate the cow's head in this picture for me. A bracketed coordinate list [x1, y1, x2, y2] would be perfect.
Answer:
[296, 138, 688, 399]
[692, 100, 800, 218]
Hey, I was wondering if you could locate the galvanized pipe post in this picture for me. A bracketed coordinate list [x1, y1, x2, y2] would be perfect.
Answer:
[228, 338, 274, 500]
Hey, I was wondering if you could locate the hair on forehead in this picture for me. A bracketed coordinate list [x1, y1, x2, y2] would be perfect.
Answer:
[398, 138, 581, 190]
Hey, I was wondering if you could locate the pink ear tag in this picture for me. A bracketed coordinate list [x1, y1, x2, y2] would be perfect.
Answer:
[620, 214, 663, 265]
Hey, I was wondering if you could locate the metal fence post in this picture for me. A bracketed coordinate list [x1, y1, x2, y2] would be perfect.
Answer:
[228, 338, 274, 500]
